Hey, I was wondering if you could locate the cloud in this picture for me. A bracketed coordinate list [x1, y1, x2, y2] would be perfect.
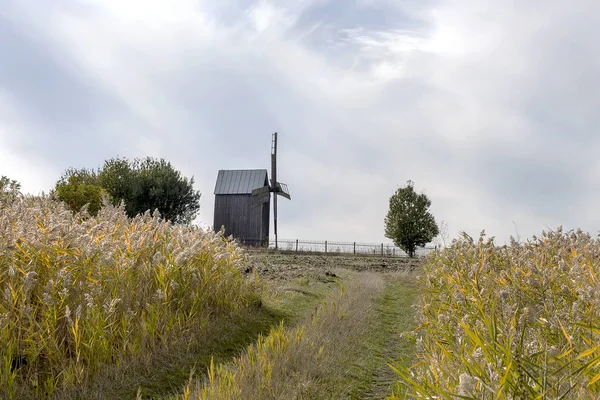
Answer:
[0, 90, 60, 194]
[2, 0, 600, 244]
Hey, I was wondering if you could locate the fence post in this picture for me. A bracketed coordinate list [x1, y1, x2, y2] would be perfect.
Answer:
[325, 241, 328, 253]
[381, 243, 384, 255]
[353, 242, 356, 255]
[296, 239, 298, 252]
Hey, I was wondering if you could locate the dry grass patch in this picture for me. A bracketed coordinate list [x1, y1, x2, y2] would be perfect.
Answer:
[0, 195, 260, 399]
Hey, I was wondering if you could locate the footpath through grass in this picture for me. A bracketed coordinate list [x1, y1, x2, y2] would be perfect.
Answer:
[359, 275, 419, 399]
[324, 273, 419, 399]
[176, 271, 419, 399]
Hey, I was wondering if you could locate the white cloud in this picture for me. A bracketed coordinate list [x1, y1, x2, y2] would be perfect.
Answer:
[2, 0, 600, 244]
[0, 91, 60, 194]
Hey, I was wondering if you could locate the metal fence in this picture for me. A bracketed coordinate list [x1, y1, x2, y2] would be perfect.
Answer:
[236, 238, 435, 257]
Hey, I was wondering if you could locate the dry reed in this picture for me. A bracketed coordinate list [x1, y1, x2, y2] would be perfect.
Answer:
[391, 228, 600, 399]
[0, 194, 260, 398]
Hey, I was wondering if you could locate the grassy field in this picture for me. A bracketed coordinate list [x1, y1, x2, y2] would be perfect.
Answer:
[10, 187, 600, 399]
[0, 194, 422, 399]
[142, 249, 420, 400]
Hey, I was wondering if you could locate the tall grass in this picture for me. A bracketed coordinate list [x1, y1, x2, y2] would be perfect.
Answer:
[391, 228, 600, 399]
[0, 195, 260, 398]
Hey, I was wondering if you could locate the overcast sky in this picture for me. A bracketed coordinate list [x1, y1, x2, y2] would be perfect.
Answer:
[1, 0, 599, 245]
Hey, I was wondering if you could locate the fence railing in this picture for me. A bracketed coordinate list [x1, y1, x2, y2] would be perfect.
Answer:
[235, 238, 435, 257]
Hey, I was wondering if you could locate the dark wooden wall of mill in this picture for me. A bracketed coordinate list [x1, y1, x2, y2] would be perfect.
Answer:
[214, 194, 270, 246]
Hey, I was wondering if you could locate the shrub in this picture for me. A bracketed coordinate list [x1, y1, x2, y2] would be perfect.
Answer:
[54, 168, 107, 217]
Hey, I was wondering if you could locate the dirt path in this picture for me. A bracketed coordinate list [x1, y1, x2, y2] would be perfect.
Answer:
[248, 252, 422, 279]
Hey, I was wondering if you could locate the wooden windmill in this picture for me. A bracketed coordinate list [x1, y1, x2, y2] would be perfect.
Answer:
[251, 132, 291, 249]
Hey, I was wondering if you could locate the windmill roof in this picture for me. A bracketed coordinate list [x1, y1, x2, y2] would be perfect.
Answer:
[214, 169, 269, 195]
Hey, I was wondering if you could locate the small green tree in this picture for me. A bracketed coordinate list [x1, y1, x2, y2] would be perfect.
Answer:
[384, 180, 439, 257]
[54, 168, 107, 216]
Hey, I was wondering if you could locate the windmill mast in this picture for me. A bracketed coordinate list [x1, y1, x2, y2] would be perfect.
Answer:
[271, 132, 278, 250]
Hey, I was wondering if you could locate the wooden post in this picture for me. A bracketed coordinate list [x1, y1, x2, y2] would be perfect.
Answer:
[296, 239, 298, 252]
[381, 243, 384, 255]
[353, 242, 356, 255]
[325, 240, 328, 253]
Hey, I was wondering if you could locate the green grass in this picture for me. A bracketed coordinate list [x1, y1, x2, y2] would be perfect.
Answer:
[131, 305, 289, 399]
[265, 274, 345, 320]
[134, 273, 343, 399]
[338, 274, 419, 399]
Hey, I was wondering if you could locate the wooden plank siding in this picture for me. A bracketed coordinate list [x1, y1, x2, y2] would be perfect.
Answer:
[214, 194, 270, 246]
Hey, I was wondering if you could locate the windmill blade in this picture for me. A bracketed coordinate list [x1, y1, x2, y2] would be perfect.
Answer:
[274, 182, 291, 200]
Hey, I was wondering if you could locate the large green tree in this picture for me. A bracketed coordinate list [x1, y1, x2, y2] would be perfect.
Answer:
[97, 157, 132, 204]
[384, 180, 439, 257]
[100, 157, 201, 224]
[56, 157, 201, 224]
